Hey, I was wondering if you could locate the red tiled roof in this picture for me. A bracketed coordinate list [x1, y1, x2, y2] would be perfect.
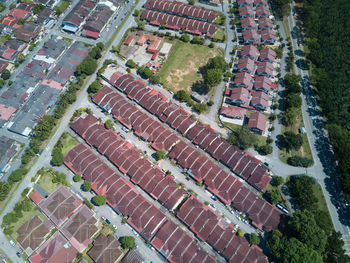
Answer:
[8, 8, 30, 19]
[85, 30, 99, 39]
[124, 35, 133, 45]
[221, 105, 247, 119]
[29, 190, 44, 204]
[248, 112, 266, 132]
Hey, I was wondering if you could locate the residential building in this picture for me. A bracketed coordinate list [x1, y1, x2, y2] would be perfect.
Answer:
[248, 112, 266, 134]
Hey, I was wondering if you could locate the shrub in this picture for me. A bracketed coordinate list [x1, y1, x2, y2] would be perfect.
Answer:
[126, 59, 137, 68]
[73, 174, 82, 182]
[92, 195, 106, 206]
[121, 236, 135, 249]
[83, 181, 91, 192]
[287, 156, 313, 167]
[104, 119, 114, 129]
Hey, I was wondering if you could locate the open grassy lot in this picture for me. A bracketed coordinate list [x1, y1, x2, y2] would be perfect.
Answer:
[279, 108, 314, 165]
[223, 122, 267, 148]
[37, 168, 66, 194]
[159, 40, 224, 92]
[61, 133, 79, 156]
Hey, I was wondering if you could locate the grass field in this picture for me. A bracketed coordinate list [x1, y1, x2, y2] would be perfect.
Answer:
[223, 122, 267, 148]
[279, 108, 314, 165]
[159, 41, 224, 92]
[61, 134, 79, 156]
[37, 168, 62, 194]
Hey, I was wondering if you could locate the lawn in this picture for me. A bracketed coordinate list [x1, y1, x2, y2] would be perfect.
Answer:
[279, 108, 314, 165]
[312, 182, 332, 218]
[213, 28, 226, 42]
[223, 122, 267, 148]
[36, 168, 63, 194]
[159, 40, 224, 92]
[61, 133, 79, 156]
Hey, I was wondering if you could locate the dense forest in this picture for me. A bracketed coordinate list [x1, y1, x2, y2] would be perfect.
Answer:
[301, 0, 350, 201]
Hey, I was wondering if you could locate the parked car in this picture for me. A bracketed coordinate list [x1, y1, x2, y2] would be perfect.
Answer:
[16, 252, 21, 258]
[9, 240, 15, 246]
[105, 218, 111, 224]
[112, 224, 117, 230]
[211, 196, 218, 201]
[120, 134, 125, 139]
[210, 203, 216, 209]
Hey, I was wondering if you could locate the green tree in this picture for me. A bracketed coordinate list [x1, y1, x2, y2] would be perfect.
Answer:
[105, 119, 114, 129]
[194, 103, 207, 113]
[248, 233, 260, 245]
[88, 81, 102, 93]
[133, 9, 140, 16]
[121, 236, 135, 249]
[238, 126, 258, 148]
[284, 73, 302, 93]
[83, 181, 92, 192]
[180, 34, 190, 42]
[51, 150, 64, 166]
[52, 172, 67, 185]
[203, 68, 222, 87]
[228, 134, 237, 145]
[207, 56, 228, 72]
[126, 59, 137, 68]
[270, 188, 283, 204]
[155, 150, 166, 160]
[325, 231, 349, 263]
[73, 174, 82, 182]
[1, 69, 11, 80]
[283, 108, 297, 126]
[285, 93, 302, 108]
[76, 57, 97, 75]
[267, 230, 283, 259]
[137, 66, 154, 79]
[188, 0, 195, 4]
[258, 144, 273, 155]
[33, 4, 45, 14]
[282, 237, 322, 263]
[280, 131, 303, 151]
[272, 176, 284, 186]
[92, 195, 106, 206]
[287, 210, 328, 254]
[89, 47, 102, 59]
[287, 175, 318, 211]
[176, 90, 191, 102]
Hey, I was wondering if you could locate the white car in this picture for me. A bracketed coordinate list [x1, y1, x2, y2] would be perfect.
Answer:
[112, 224, 117, 230]
[209, 203, 216, 209]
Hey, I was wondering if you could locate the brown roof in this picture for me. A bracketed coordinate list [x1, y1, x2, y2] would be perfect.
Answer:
[248, 112, 266, 132]
[16, 216, 53, 250]
[221, 105, 247, 119]
[121, 250, 144, 263]
[88, 234, 122, 263]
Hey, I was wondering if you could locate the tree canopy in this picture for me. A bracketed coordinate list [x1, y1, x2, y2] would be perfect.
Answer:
[88, 81, 102, 93]
[104, 119, 114, 129]
[92, 195, 106, 206]
[155, 150, 166, 160]
[76, 56, 97, 75]
[121, 236, 135, 249]
[280, 131, 303, 151]
[203, 68, 222, 87]
[83, 181, 91, 192]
